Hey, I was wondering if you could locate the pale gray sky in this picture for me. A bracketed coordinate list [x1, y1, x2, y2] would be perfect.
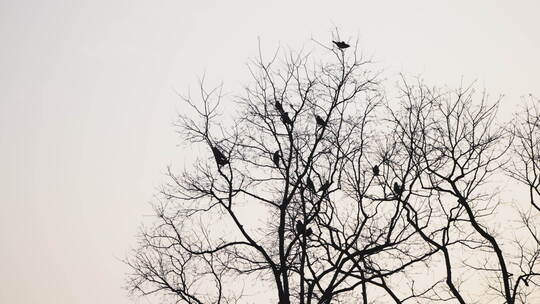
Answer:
[1, 1, 539, 303]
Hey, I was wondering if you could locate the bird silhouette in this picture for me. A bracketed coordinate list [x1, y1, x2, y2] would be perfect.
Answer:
[315, 115, 327, 127]
[275, 100, 284, 113]
[273, 150, 280, 168]
[332, 40, 350, 49]
[211, 146, 229, 167]
[319, 181, 330, 193]
[393, 182, 403, 197]
[372, 165, 380, 176]
[305, 227, 313, 237]
[296, 220, 305, 235]
[281, 112, 292, 125]
[306, 177, 316, 192]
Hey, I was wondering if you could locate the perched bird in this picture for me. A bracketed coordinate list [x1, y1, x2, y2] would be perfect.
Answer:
[306, 177, 316, 192]
[273, 150, 280, 168]
[315, 115, 327, 127]
[393, 182, 403, 197]
[319, 181, 330, 193]
[274, 100, 284, 113]
[305, 227, 313, 237]
[296, 220, 305, 235]
[281, 112, 292, 125]
[372, 165, 380, 176]
[211, 146, 229, 167]
[333, 40, 350, 49]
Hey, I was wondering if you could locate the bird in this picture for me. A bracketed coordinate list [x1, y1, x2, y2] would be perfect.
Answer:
[372, 165, 380, 176]
[306, 177, 316, 192]
[296, 220, 305, 235]
[305, 227, 313, 237]
[273, 150, 280, 168]
[211, 146, 229, 167]
[274, 100, 284, 113]
[333, 40, 350, 49]
[315, 115, 327, 127]
[319, 181, 330, 193]
[393, 182, 403, 197]
[281, 112, 292, 125]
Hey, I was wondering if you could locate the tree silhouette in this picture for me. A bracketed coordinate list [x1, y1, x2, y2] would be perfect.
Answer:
[507, 98, 540, 212]
[126, 37, 540, 304]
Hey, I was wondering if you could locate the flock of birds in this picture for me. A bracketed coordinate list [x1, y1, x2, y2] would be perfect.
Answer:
[208, 39, 406, 237]
[210, 40, 349, 168]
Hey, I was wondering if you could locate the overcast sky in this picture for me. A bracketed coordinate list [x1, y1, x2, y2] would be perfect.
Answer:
[1, 1, 539, 303]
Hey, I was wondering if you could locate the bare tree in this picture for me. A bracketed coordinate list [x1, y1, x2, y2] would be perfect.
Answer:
[508, 97, 540, 212]
[126, 37, 540, 303]
[505, 96, 540, 303]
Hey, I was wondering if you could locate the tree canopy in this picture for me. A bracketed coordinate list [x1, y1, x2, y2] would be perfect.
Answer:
[126, 37, 540, 304]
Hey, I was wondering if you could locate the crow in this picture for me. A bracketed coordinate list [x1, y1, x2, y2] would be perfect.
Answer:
[393, 182, 403, 197]
[372, 165, 380, 176]
[319, 181, 330, 193]
[296, 220, 305, 235]
[305, 227, 313, 237]
[211, 146, 229, 167]
[273, 150, 280, 168]
[275, 99, 284, 113]
[306, 177, 316, 192]
[333, 40, 350, 49]
[281, 112, 292, 125]
[315, 115, 327, 127]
